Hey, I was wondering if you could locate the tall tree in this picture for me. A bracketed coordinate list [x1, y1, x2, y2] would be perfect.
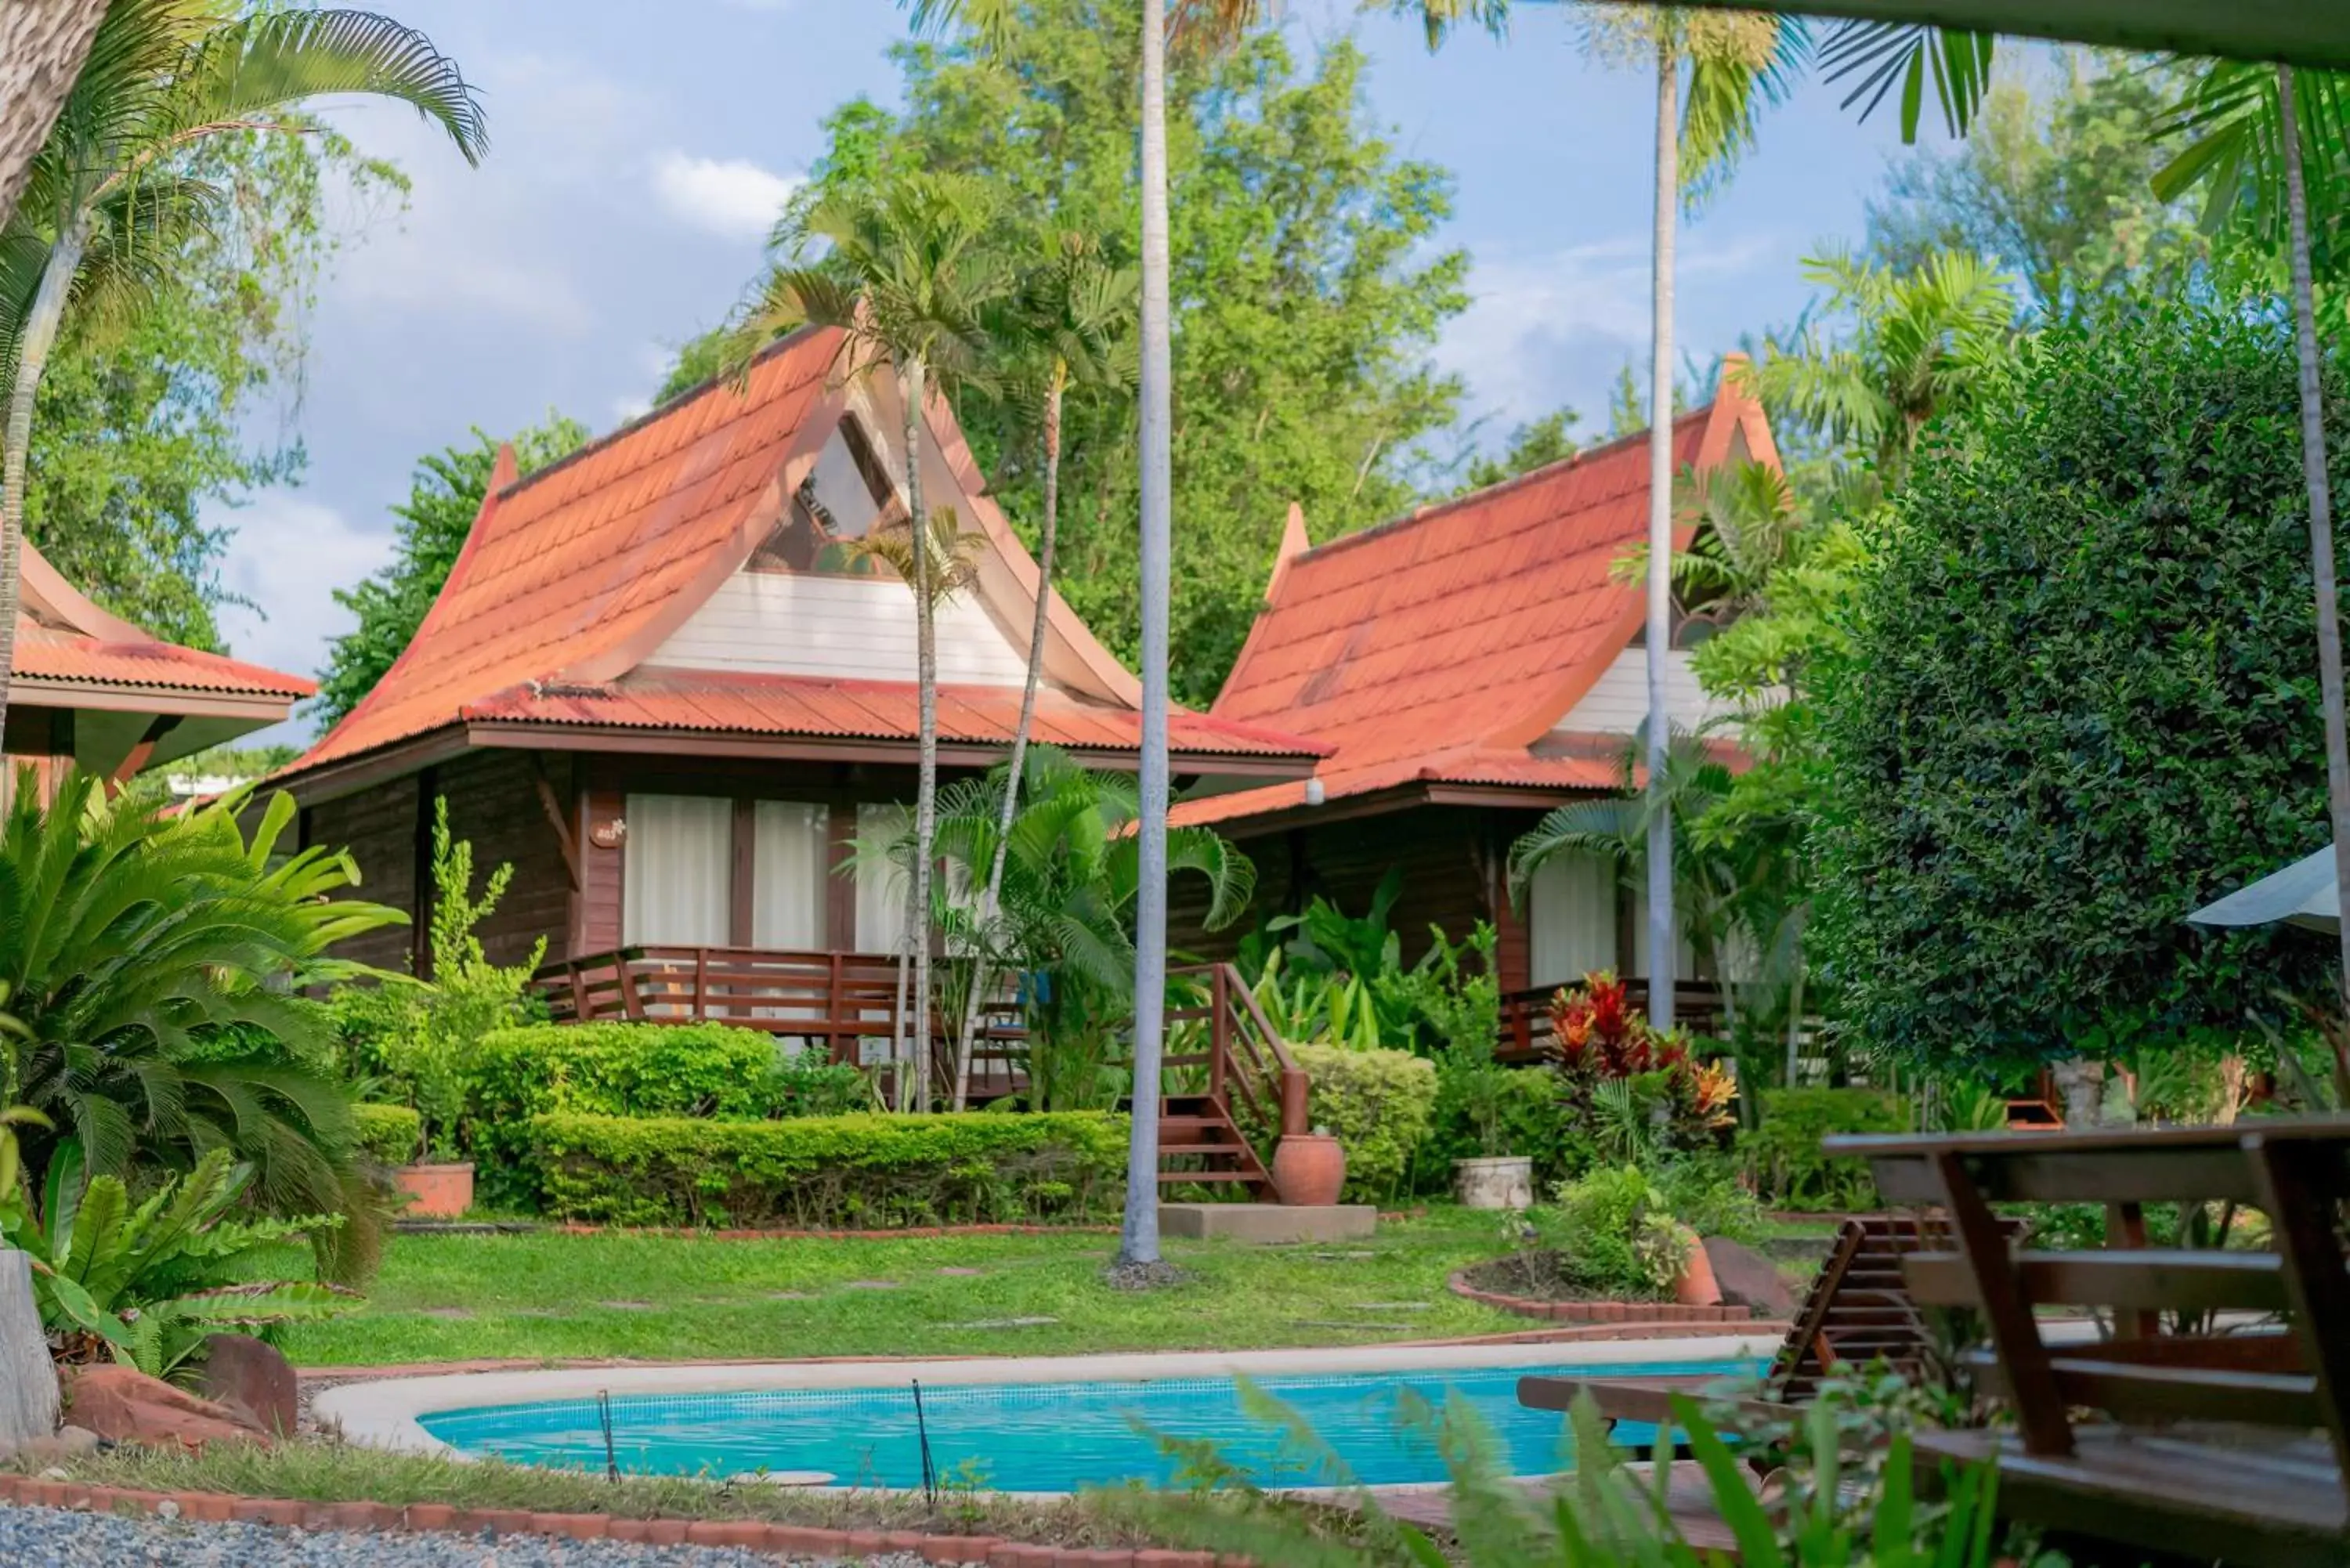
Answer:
[315, 414, 589, 727]
[0, 2, 486, 743]
[728, 174, 1009, 1110]
[0, 1, 106, 232]
[950, 231, 1136, 1109]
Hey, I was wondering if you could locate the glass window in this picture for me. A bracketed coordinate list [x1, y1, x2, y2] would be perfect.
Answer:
[1528, 851, 1617, 989]
[752, 801, 828, 949]
[622, 794, 730, 946]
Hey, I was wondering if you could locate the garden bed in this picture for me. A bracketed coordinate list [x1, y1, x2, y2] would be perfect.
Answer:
[1446, 1258, 1754, 1326]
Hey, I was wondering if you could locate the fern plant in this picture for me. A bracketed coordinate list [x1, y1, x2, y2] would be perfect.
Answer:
[0, 1145, 356, 1380]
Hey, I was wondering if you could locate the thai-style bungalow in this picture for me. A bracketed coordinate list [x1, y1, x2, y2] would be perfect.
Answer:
[1170, 364, 1782, 1041]
[2, 542, 313, 802]
[269, 325, 1324, 1068]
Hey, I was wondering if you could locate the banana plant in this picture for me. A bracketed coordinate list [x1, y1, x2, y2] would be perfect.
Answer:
[0, 1143, 357, 1380]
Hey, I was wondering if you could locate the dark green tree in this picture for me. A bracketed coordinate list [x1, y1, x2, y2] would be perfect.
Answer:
[1813, 298, 2341, 1071]
[313, 414, 588, 727]
[772, 0, 1468, 703]
[1461, 406, 1581, 492]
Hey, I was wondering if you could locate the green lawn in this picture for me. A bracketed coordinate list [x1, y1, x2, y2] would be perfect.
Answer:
[284, 1208, 1538, 1367]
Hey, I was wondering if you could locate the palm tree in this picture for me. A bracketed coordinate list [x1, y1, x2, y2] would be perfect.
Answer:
[948, 231, 1137, 1111]
[0, 1, 107, 231]
[2153, 64, 2350, 991]
[728, 174, 1009, 1108]
[0, 1, 486, 744]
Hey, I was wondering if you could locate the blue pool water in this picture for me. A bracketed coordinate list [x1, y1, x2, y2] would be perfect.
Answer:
[420, 1359, 1757, 1492]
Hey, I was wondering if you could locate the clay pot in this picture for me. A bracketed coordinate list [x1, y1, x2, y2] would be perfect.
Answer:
[396, 1162, 475, 1219]
[1673, 1227, 1723, 1307]
[1453, 1155, 1534, 1211]
[1271, 1133, 1347, 1207]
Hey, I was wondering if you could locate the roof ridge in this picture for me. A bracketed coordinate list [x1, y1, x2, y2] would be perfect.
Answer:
[1289, 403, 1716, 572]
[494, 323, 833, 502]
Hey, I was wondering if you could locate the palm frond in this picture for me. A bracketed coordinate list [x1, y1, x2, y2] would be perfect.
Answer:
[1817, 21, 1996, 144]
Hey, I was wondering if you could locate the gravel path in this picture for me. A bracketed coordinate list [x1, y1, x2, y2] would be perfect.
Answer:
[0, 1505, 930, 1567]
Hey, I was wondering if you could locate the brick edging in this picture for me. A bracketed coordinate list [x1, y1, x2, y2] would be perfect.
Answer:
[0, 1472, 1231, 1566]
[1446, 1269, 1753, 1325]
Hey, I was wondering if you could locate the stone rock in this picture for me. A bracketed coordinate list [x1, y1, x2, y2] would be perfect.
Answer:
[1705, 1237, 1798, 1317]
[7, 1425, 103, 1465]
[0, 1249, 59, 1452]
[60, 1364, 270, 1453]
[195, 1333, 298, 1438]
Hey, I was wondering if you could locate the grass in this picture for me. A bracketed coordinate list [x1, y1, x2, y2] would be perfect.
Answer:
[6, 1438, 1178, 1549]
[274, 1207, 1535, 1367]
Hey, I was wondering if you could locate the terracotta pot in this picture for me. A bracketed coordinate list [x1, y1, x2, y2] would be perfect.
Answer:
[1672, 1227, 1723, 1307]
[396, 1162, 475, 1219]
[1453, 1156, 1534, 1211]
[1271, 1133, 1347, 1207]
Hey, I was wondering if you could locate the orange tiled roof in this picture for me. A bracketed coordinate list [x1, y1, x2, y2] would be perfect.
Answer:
[461, 670, 1324, 761]
[15, 620, 313, 698]
[1180, 371, 1777, 829]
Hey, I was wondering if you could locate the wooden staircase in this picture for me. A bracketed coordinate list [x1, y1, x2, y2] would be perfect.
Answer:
[1153, 963, 1307, 1201]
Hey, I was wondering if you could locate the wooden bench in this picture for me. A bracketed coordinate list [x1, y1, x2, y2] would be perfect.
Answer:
[1828, 1120, 2350, 1568]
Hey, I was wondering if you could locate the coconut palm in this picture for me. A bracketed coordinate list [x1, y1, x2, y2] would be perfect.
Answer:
[0, 1, 486, 742]
[947, 232, 1137, 1111]
[0, 1, 107, 232]
[2153, 65, 2350, 991]
[728, 173, 1010, 1107]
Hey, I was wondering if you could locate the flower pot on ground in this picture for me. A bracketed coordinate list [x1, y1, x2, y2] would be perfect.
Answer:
[1453, 1154, 1534, 1210]
[2051, 1058, 2107, 1127]
[1271, 1131, 1346, 1206]
[396, 1162, 474, 1219]
[1672, 1225, 1722, 1306]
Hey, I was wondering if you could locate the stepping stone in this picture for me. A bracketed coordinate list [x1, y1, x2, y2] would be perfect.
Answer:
[597, 1301, 656, 1312]
[841, 1280, 899, 1291]
[951, 1316, 1058, 1330]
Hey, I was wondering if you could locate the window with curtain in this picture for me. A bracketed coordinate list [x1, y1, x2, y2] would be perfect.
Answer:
[1528, 851, 1618, 989]
[752, 801, 828, 949]
[854, 801, 911, 955]
[622, 794, 730, 945]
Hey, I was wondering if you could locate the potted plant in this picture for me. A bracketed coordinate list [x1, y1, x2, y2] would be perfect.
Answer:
[392, 1032, 473, 1219]
[1448, 1051, 1533, 1209]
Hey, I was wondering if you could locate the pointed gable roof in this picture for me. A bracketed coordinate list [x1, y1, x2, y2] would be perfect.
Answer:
[1179, 367, 1777, 828]
[13, 542, 310, 703]
[284, 326, 1323, 786]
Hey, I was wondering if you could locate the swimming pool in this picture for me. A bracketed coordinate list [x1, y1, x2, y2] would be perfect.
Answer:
[419, 1357, 1758, 1492]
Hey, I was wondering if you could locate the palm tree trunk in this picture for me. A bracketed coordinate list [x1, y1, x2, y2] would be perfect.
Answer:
[1120, 0, 1173, 1270]
[902, 357, 939, 1112]
[0, 2, 106, 236]
[1643, 34, 1679, 1035]
[953, 366, 1068, 1111]
[2278, 64, 2350, 994]
[0, 219, 87, 751]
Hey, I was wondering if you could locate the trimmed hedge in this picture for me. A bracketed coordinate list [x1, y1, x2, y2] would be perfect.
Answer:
[530, 1111, 1129, 1228]
[1737, 1089, 1912, 1212]
[1289, 1042, 1437, 1203]
[353, 1104, 421, 1165]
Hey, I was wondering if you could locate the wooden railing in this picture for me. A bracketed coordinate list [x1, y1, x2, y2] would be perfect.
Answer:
[533, 945, 1027, 1096]
[1164, 961, 1309, 1147]
[1495, 979, 1728, 1063]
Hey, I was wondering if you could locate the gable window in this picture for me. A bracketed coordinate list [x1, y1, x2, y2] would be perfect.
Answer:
[623, 793, 730, 945]
[746, 417, 902, 577]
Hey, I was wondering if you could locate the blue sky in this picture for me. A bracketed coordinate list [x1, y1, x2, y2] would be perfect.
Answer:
[207, 0, 1942, 742]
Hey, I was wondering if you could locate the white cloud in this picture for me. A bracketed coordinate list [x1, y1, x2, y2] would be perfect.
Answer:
[652, 152, 800, 240]
[212, 495, 396, 742]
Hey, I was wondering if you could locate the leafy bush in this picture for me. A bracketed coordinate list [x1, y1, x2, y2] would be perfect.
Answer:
[1547, 1165, 1689, 1299]
[1737, 1089, 1911, 1212]
[1650, 1152, 1766, 1245]
[352, 1104, 421, 1166]
[1816, 298, 2342, 1069]
[1287, 1041, 1437, 1202]
[0, 771, 403, 1224]
[0, 1147, 357, 1379]
[1551, 972, 1735, 1160]
[1424, 1060, 1579, 1189]
[530, 1110, 1128, 1228]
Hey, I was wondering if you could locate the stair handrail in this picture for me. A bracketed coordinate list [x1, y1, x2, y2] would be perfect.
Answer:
[1174, 961, 1308, 1142]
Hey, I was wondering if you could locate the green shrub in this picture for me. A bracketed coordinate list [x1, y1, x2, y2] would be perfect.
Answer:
[1738, 1088, 1911, 1212]
[1423, 1061, 1582, 1191]
[1650, 1152, 1766, 1245]
[530, 1111, 1128, 1228]
[1289, 1042, 1437, 1203]
[352, 1104, 421, 1166]
[1546, 1165, 1687, 1300]
[463, 1023, 866, 1126]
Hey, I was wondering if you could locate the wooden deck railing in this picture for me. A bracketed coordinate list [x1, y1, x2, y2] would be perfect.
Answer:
[1495, 979, 1728, 1063]
[1164, 961, 1309, 1144]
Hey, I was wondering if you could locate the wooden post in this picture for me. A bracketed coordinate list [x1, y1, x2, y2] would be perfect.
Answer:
[568, 964, 588, 1024]
[2244, 1132, 2350, 1479]
[693, 947, 709, 1023]
[620, 952, 646, 1021]
[1209, 964, 1228, 1106]
[1934, 1150, 2072, 1457]
[1279, 1067, 1310, 1140]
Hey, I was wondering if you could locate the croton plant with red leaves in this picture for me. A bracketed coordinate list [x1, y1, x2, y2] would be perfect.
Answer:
[1549, 970, 1735, 1143]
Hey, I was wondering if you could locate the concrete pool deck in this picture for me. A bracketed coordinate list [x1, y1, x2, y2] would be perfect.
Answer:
[316, 1332, 1783, 1460]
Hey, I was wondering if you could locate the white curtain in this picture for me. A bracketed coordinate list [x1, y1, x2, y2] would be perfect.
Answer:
[855, 801, 912, 955]
[752, 801, 828, 949]
[1528, 851, 1617, 989]
[623, 794, 730, 946]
